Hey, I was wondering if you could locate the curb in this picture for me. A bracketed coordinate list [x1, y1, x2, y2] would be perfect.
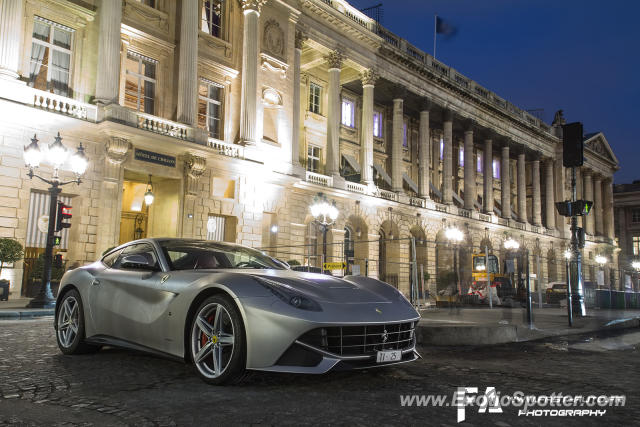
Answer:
[416, 317, 640, 346]
[0, 310, 55, 319]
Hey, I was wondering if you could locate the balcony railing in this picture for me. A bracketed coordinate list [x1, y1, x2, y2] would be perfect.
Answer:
[32, 89, 97, 121]
[305, 171, 333, 187]
[379, 189, 398, 201]
[208, 138, 244, 159]
[136, 112, 192, 141]
[346, 181, 367, 194]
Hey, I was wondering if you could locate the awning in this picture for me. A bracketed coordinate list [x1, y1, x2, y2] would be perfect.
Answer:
[342, 153, 361, 173]
[402, 172, 419, 194]
[430, 182, 442, 200]
[373, 163, 392, 186]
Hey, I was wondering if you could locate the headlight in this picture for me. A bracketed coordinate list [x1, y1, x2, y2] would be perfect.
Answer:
[253, 276, 322, 311]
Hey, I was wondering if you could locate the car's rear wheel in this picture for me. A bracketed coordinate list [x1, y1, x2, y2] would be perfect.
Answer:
[190, 294, 246, 385]
[55, 289, 97, 355]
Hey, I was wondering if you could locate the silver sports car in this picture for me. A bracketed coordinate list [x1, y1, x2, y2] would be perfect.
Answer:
[54, 238, 420, 384]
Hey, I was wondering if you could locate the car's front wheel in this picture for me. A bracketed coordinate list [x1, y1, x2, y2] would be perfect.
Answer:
[190, 294, 246, 385]
[55, 289, 97, 355]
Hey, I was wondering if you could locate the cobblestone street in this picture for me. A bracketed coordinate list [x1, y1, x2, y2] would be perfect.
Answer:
[0, 318, 638, 426]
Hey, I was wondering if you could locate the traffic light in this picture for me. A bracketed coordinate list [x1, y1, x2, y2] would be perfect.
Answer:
[555, 200, 594, 217]
[562, 122, 584, 167]
[55, 202, 72, 232]
[52, 236, 62, 246]
[54, 253, 63, 268]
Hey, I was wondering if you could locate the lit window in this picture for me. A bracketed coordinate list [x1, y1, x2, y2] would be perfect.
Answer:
[477, 150, 483, 173]
[402, 122, 408, 147]
[341, 98, 355, 127]
[28, 18, 74, 96]
[124, 52, 156, 114]
[307, 146, 321, 173]
[439, 138, 444, 160]
[201, 0, 224, 38]
[309, 83, 321, 114]
[459, 146, 464, 167]
[197, 80, 223, 139]
[212, 177, 235, 199]
[373, 111, 383, 137]
[492, 158, 501, 179]
[634, 236, 640, 256]
[632, 209, 640, 223]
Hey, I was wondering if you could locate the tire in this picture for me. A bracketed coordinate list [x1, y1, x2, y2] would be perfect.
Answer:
[189, 294, 247, 385]
[55, 289, 98, 355]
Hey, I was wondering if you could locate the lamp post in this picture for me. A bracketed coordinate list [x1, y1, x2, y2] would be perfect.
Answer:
[445, 225, 463, 295]
[504, 236, 532, 326]
[310, 193, 339, 274]
[23, 133, 88, 308]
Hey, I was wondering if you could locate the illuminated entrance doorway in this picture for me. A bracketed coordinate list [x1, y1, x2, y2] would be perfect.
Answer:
[119, 171, 181, 245]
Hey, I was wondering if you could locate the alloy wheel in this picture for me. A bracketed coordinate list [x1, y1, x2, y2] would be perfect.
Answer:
[57, 296, 79, 348]
[191, 303, 235, 379]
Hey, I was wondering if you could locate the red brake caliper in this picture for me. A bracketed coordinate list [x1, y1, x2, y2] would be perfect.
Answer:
[200, 314, 215, 347]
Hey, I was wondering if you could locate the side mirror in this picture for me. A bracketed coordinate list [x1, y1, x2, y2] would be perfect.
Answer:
[121, 254, 155, 270]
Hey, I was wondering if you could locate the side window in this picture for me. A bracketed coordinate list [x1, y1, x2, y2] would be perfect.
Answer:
[114, 243, 159, 270]
[102, 248, 123, 268]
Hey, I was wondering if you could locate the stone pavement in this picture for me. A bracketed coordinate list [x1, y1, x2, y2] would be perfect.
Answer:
[0, 318, 638, 426]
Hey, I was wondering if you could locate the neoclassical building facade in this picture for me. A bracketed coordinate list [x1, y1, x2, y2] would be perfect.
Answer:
[0, 0, 619, 297]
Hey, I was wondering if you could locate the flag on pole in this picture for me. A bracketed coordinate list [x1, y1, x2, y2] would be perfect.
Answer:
[435, 16, 458, 39]
[433, 15, 458, 59]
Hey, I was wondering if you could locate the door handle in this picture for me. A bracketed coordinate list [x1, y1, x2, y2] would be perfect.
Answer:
[91, 279, 100, 286]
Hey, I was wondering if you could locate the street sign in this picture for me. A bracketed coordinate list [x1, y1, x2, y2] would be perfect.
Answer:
[323, 262, 346, 270]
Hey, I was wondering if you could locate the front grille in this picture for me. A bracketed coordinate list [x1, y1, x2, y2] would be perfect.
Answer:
[299, 322, 416, 357]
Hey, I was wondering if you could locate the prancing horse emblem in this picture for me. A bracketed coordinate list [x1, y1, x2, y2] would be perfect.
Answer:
[381, 329, 389, 343]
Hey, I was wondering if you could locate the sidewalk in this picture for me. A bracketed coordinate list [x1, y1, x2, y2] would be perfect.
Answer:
[417, 306, 640, 345]
[0, 298, 55, 319]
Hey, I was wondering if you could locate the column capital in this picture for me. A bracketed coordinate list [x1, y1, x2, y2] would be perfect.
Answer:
[325, 49, 345, 69]
[360, 68, 378, 86]
[242, 0, 267, 14]
[581, 168, 593, 177]
[294, 29, 307, 49]
[443, 109, 454, 122]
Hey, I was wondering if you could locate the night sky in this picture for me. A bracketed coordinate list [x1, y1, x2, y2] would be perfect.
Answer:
[348, 0, 640, 183]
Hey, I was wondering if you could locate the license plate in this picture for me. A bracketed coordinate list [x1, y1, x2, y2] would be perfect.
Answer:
[376, 350, 402, 363]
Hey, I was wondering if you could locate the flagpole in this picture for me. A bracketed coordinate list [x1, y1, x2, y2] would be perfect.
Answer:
[433, 14, 437, 59]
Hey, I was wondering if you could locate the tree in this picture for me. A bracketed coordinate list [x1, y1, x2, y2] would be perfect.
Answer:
[0, 238, 24, 278]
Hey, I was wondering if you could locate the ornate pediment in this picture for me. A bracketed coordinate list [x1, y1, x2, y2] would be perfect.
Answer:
[584, 132, 618, 167]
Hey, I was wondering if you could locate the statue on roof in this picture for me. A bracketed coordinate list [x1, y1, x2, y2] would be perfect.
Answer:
[552, 110, 566, 126]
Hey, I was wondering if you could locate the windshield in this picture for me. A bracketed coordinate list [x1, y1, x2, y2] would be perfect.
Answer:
[160, 241, 286, 271]
[473, 255, 499, 274]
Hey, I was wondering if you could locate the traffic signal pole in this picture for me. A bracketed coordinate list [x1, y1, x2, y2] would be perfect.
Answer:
[27, 184, 60, 308]
[569, 166, 586, 317]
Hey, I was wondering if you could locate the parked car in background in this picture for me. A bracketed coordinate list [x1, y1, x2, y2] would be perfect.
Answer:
[546, 282, 568, 304]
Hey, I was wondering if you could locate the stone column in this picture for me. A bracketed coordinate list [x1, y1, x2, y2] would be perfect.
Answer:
[418, 108, 430, 198]
[95, 0, 123, 104]
[442, 111, 453, 204]
[603, 179, 615, 240]
[594, 175, 603, 235]
[517, 150, 526, 222]
[391, 98, 404, 192]
[544, 159, 555, 229]
[324, 50, 343, 177]
[360, 69, 377, 186]
[432, 131, 441, 196]
[463, 127, 475, 210]
[176, 0, 198, 125]
[96, 137, 130, 255]
[583, 170, 594, 235]
[618, 206, 627, 256]
[239, 0, 266, 145]
[0, 0, 23, 79]
[483, 139, 493, 214]
[501, 144, 511, 219]
[291, 31, 306, 170]
[532, 158, 542, 226]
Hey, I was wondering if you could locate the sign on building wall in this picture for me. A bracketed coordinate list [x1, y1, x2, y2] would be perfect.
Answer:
[134, 148, 176, 167]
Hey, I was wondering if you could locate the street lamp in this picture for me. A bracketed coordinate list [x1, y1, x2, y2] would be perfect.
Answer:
[23, 133, 88, 308]
[445, 225, 463, 295]
[564, 249, 572, 260]
[144, 174, 154, 206]
[310, 193, 339, 273]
